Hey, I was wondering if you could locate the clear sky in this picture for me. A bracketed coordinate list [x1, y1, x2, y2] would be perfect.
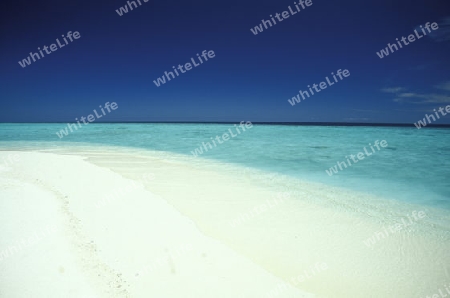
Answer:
[0, 0, 449, 123]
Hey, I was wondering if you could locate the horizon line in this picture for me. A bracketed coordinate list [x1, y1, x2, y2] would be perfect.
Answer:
[1, 121, 450, 128]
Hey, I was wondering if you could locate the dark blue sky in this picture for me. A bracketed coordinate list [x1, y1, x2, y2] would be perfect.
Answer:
[1, 0, 449, 123]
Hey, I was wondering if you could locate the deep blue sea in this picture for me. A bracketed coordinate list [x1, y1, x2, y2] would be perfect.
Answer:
[1, 123, 449, 209]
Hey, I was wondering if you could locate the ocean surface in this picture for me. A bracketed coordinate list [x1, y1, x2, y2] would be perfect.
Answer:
[1, 123, 449, 209]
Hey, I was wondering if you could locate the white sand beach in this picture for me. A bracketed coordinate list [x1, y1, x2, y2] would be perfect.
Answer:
[1, 147, 449, 298]
[0, 150, 313, 298]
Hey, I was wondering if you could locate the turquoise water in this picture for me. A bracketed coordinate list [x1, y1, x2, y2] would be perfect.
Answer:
[1, 123, 449, 209]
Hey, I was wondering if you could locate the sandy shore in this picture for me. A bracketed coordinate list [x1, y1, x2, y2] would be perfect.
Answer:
[1, 147, 449, 297]
[0, 150, 312, 298]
